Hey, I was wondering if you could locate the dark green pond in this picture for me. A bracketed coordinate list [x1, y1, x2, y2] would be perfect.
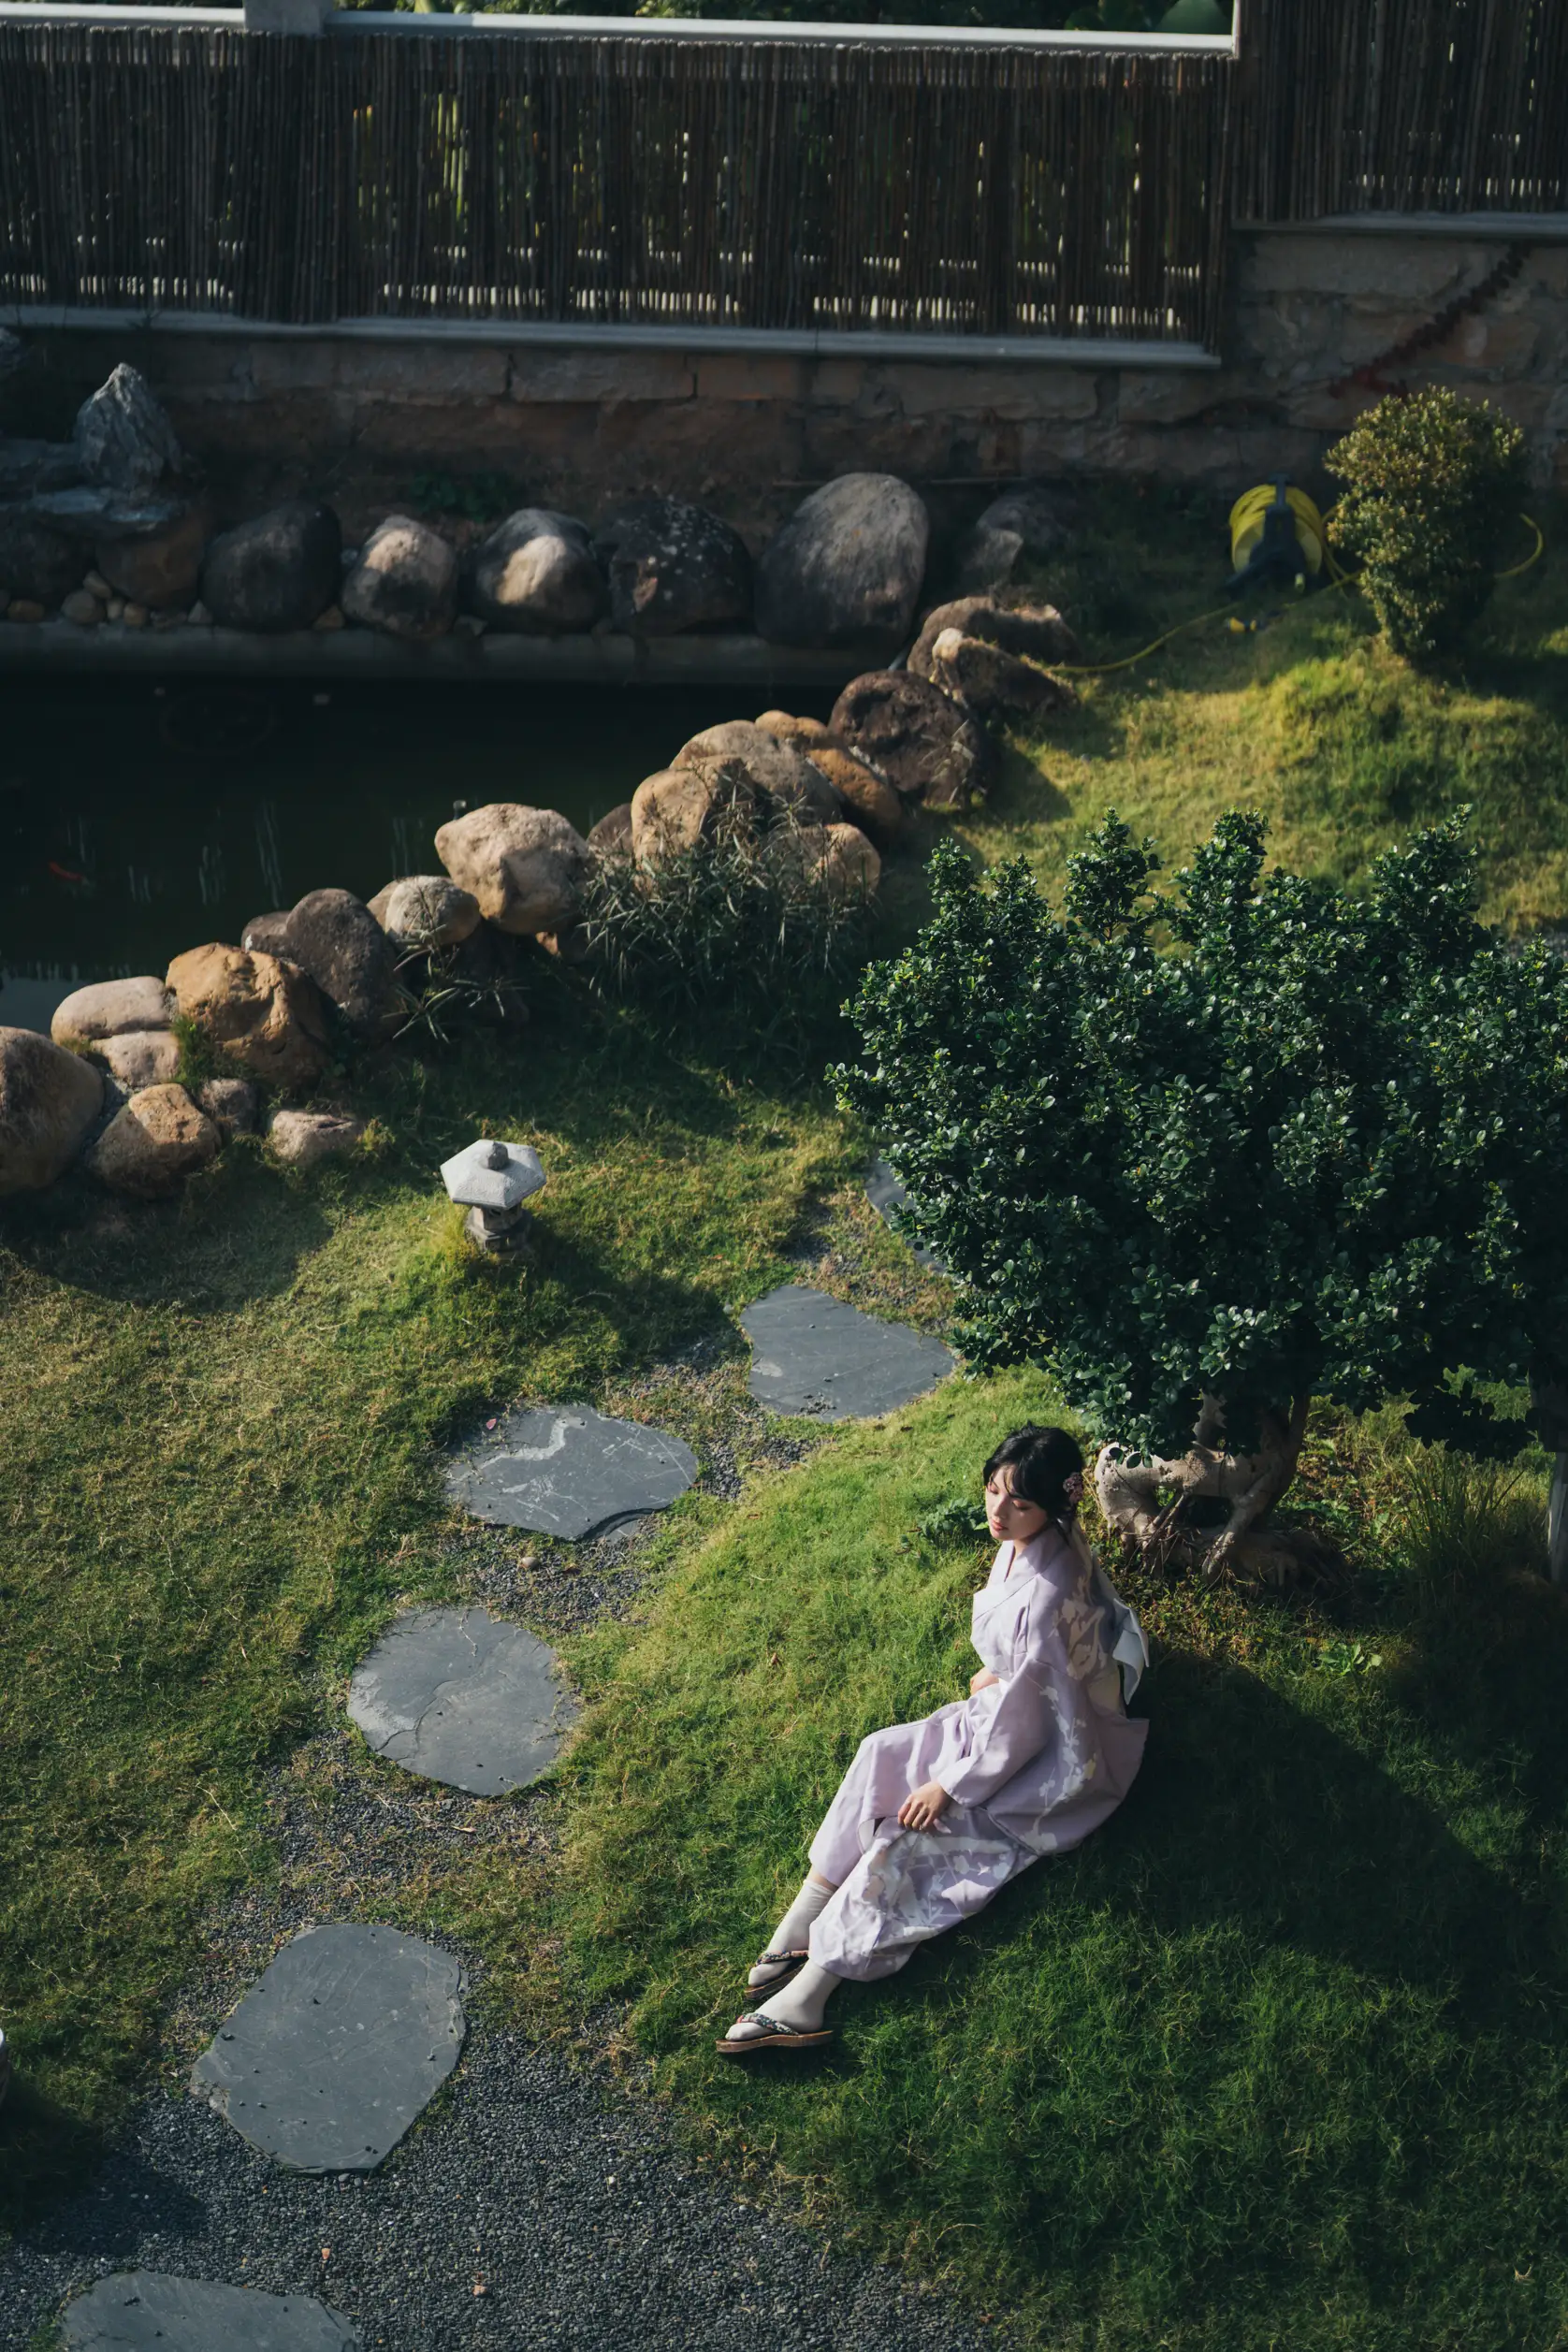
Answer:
[0, 675, 816, 1034]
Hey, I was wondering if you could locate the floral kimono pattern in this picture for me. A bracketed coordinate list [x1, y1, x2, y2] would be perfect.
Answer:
[808, 1527, 1149, 1983]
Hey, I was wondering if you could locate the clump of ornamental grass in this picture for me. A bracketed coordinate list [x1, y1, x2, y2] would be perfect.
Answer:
[574, 818, 878, 1041]
[1393, 1443, 1543, 1613]
[1326, 388, 1530, 661]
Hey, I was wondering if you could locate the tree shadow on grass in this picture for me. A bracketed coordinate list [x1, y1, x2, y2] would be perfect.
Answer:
[889, 1651, 1559, 2034]
[0, 1149, 334, 1315]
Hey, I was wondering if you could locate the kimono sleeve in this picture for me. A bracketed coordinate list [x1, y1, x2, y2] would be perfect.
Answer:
[938, 1586, 1059, 1808]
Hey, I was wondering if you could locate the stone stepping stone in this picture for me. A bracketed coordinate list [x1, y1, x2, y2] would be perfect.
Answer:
[64, 2272, 357, 2350]
[191, 1923, 464, 2173]
[348, 1604, 576, 1796]
[741, 1284, 955, 1421]
[865, 1155, 945, 1271]
[445, 1404, 698, 1540]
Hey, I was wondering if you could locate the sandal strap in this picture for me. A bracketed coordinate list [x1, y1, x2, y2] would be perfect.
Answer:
[725, 2015, 818, 2043]
[755, 1948, 809, 1967]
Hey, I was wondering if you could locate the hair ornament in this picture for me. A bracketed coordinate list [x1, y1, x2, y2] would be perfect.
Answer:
[1062, 1470, 1085, 1508]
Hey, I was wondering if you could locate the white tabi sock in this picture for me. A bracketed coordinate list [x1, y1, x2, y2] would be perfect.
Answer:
[748, 1875, 835, 1989]
[754, 1959, 839, 2033]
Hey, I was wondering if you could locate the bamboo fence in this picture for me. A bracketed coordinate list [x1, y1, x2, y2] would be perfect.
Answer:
[0, 3, 1562, 347]
[1235, 0, 1568, 219]
[0, 22, 1231, 340]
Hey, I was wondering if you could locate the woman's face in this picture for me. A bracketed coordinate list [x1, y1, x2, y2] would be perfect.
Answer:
[985, 1467, 1051, 1544]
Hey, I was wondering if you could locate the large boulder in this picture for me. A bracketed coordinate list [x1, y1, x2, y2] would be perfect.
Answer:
[165, 944, 331, 1089]
[267, 1108, 366, 1170]
[766, 820, 881, 901]
[73, 365, 184, 495]
[196, 1077, 260, 1138]
[199, 502, 341, 634]
[799, 740, 903, 849]
[0, 1026, 103, 1196]
[810, 821, 881, 901]
[587, 803, 634, 859]
[341, 515, 458, 641]
[0, 441, 82, 500]
[630, 767, 759, 865]
[96, 1030, 182, 1090]
[755, 474, 929, 649]
[951, 480, 1085, 594]
[95, 506, 209, 609]
[0, 511, 81, 608]
[240, 912, 293, 959]
[593, 499, 751, 637]
[468, 509, 605, 634]
[86, 1082, 219, 1198]
[754, 710, 834, 752]
[918, 628, 1075, 721]
[266, 888, 401, 1043]
[434, 804, 591, 936]
[51, 975, 173, 1046]
[909, 596, 1080, 680]
[830, 671, 993, 810]
[368, 876, 482, 952]
[672, 721, 838, 827]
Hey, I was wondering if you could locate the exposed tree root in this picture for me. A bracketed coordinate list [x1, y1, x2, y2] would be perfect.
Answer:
[1094, 1395, 1344, 1591]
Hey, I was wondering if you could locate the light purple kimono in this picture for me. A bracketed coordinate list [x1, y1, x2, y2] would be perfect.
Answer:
[807, 1524, 1149, 1983]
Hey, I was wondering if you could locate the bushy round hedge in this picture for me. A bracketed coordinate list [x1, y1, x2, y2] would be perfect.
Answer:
[1326, 388, 1530, 662]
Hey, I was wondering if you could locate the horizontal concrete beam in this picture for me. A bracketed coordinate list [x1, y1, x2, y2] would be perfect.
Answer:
[0, 617, 871, 690]
[0, 3, 1237, 51]
[1244, 211, 1568, 243]
[3, 305, 1221, 370]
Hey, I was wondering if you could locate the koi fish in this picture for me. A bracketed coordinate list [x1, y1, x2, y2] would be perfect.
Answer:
[47, 861, 88, 883]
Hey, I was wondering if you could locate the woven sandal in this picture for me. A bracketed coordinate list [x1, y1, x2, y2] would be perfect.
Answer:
[744, 1948, 809, 2002]
[716, 2014, 835, 2057]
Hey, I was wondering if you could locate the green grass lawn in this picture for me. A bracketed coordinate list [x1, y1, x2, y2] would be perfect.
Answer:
[6, 491, 1568, 2346]
[972, 484, 1568, 932]
[0, 1001, 862, 2222]
[528, 1385, 1568, 2352]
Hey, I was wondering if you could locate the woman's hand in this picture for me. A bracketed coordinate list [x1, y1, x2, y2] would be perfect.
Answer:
[898, 1780, 951, 1832]
[969, 1668, 1000, 1696]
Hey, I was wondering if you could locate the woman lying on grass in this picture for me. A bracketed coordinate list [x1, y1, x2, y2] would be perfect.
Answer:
[718, 1425, 1150, 2055]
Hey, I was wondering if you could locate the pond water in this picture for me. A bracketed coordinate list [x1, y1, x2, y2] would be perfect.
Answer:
[0, 675, 814, 1034]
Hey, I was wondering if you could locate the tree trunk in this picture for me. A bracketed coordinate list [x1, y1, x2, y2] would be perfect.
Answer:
[1530, 1382, 1568, 1585]
[1094, 1394, 1332, 1588]
[1549, 1452, 1568, 1587]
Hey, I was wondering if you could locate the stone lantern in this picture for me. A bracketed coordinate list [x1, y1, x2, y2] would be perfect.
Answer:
[441, 1137, 545, 1254]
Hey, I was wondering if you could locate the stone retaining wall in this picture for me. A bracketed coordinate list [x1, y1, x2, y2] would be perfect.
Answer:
[9, 228, 1567, 529]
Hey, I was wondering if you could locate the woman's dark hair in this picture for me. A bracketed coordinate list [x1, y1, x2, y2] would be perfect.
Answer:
[982, 1424, 1084, 1523]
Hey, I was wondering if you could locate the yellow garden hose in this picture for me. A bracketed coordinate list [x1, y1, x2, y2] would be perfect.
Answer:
[1053, 505, 1543, 679]
[1229, 484, 1329, 580]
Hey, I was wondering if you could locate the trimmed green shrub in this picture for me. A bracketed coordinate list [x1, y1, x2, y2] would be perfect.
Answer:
[837, 810, 1568, 1574]
[1326, 388, 1530, 661]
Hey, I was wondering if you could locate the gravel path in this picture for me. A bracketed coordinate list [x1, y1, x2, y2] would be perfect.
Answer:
[4, 1313, 989, 2349]
[0, 2018, 992, 2352]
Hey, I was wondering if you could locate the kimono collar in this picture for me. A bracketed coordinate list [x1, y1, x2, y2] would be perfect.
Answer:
[996, 1527, 1069, 1585]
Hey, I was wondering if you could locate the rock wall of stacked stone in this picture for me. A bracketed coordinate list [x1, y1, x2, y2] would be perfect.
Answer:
[13, 231, 1567, 521]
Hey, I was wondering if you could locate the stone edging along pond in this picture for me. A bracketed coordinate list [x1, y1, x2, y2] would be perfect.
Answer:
[0, 356, 1083, 1214]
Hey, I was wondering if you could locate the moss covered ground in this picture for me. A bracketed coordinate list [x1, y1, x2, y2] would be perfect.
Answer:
[5, 487, 1568, 2347]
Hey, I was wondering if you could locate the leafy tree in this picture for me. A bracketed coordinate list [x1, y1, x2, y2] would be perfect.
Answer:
[838, 812, 1568, 1578]
[1326, 389, 1530, 662]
